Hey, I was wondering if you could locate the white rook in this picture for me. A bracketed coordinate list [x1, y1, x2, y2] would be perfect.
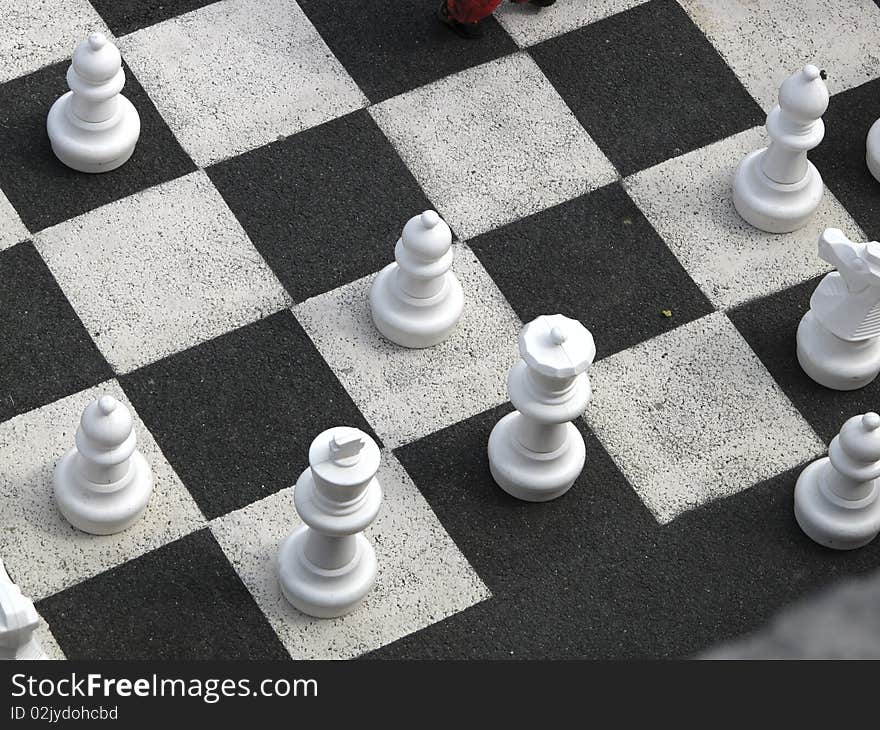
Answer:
[795, 412, 880, 550]
[278, 427, 382, 618]
[733, 65, 829, 233]
[54, 394, 154, 535]
[0, 559, 47, 660]
[797, 228, 880, 390]
[47, 32, 140, 173]
[488, 314, 595, 502]
[369, 210, 464, 348]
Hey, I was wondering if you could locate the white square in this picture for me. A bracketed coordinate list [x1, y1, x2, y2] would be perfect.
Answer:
[293, 245, 522, 449]
[210, 451, 490, 660]
[0, 188, 29, 252]
[495, 0, 648, 47]
[119, 0, 367, 166]
[625, 126, 862, 310]
[679, 0, 880, 109]
[0, 381, 206, 601]
[0, 0, 109, 83]
[34, 171, 289, 373]
[370, 52, 616, 240]
[585, 312, 825, 524]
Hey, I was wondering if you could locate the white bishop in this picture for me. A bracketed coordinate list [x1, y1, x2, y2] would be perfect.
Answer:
[369, 210, 464, 348]
[795, 412, 880, 549]
[54, 395, 154, 535]
[47, 32, 140, 172]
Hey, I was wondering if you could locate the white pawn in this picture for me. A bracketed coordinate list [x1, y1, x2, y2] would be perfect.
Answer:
[47, 32, 140, 173]
[795, 412, 880, 550]
[488, 314, 595, 502]
[278, 427, 382, 618]
[733, 65, 829, 233]
[0, 559, 47, 660]
[867, 117, 880, 183]
[369, 210, 464, 348]
[54, 395, 154, 535]
[797, 228, 880, 390]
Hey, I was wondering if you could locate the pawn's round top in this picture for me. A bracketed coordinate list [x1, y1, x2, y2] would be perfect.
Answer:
[838, 412, 880, 463]
[778, 64, 829, 122]
[72, 32, 121, 83]
[520, 314, 595, 379]
[310, 426, 381, 487]
[79, 395, 133, 448]
[401, 210, 452, 260]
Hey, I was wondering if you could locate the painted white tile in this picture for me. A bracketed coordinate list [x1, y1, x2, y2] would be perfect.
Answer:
[0, 188, 29, 252]
[585, 312, 825, 524]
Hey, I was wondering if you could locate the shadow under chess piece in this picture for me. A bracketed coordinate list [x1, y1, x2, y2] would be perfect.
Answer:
[795, 412, 880, 550]
[47, 32, 140, 173]
[797, 228, 880, 390]
[733, 65, 829, 233]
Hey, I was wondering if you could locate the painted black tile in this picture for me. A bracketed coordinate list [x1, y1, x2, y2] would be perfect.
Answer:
[530, 0, 764, 175]
[469, 182, 714, 360]
[38, 529, 289, 660]
[0, 61, 195, 233]
[120, 310, 378, 519]
[0, 243, 111, 423]
[728, 277, 880, 444]
[369, 407, 880, 658]
[90, 0, 219, 36]
[812, 78, 880, 241]
[296, 0, 518, 102]
[208, 111, 432, 302]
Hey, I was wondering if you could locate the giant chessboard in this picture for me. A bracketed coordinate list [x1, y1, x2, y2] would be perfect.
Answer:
[2, 0, 880, 660]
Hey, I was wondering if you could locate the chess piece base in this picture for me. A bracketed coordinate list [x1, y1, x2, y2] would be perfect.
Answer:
[369, 263, 464, 349]
[47, 92, 140, 173]
[53, 450, 153, 535]
[488, 411, 585, 502]
[794, 459, 880, 550]
[732, 148, 824, 233]
[867, 119, 880, 183]
[278, 526, 377, 618]
[797, 310, 880, 390]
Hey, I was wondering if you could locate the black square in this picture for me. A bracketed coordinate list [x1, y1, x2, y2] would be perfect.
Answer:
[469, 182, 714, 360]
[0, 61, 195, 233]
[120, 310, 378, 520]
[0, 243, 111, 423]
[90, 0, 220, 36]
[296, 0, 518, 102]
[812, 78, 880, 241]
[728, 278, 880, 444]
[208, 111, 432, 303]
[530, 0, 765, 175]
[37, 529, 289, 660]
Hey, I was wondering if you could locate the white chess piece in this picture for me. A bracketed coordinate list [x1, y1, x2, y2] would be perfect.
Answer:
[278, 427, 382, 618]
[794, 412, 880, 550]
[54, 395, 154, 535]
[867, 117, 880, 183]
[0, 559, 47, 660]
[733, 65, 829, 233]
[797, 228, 880, 390]
[369, 210, 464, 348]
[47, 32, 140, 173]
[488, 314, 595, 502]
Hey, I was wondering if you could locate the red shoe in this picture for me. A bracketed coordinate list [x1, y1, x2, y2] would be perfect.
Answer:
[438, 1, 485, 39]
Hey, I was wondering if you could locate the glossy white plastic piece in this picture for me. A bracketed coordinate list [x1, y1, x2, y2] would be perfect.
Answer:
[278, 427, 382, 618]
[47, 32, 140, 173]
[0, 559, 46, 660]
[53, 395, 154, 535]
[369, 210, 464, 348]
[867, 118, 880, 183]
[488, 314, 595, 502]
[733, 65, 829, 233]
[797, 228, 880, 390]
[795, 412, 880, 550]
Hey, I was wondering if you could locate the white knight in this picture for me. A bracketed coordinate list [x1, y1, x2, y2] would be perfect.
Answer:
[797, 228, 880, 390]
[0, 560, 47, 660]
